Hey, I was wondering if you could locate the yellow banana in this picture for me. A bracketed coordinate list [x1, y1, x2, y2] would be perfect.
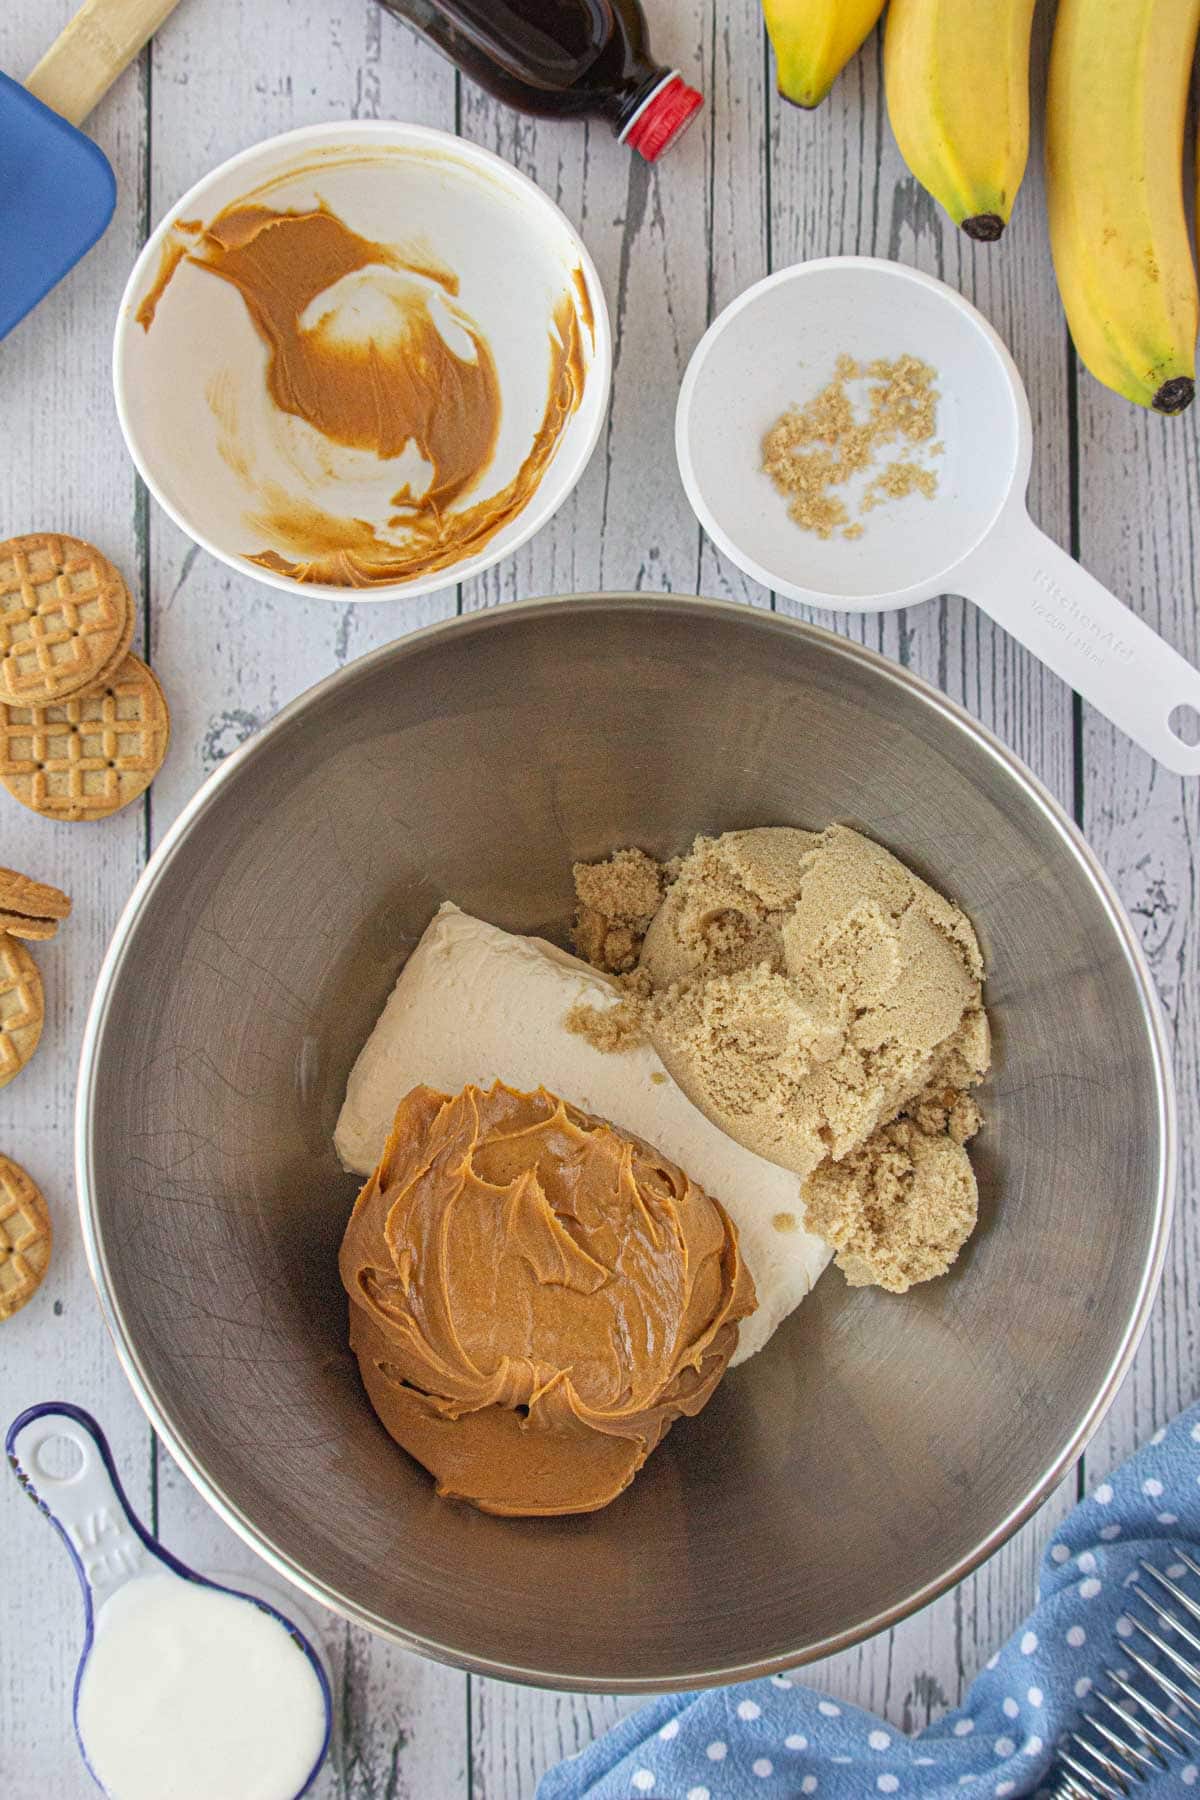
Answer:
[762, 0, 887, 109]
[884, 0, 1037, 241]
[1046, 0, 1200, 414]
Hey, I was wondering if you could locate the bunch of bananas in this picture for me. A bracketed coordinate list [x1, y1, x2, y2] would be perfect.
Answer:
[761, 0, 1200, 415]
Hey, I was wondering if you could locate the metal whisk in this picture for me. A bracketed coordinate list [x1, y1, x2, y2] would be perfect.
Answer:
[1052, 1550, 1200, 1797]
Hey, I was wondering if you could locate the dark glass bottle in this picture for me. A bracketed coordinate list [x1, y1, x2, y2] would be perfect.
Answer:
[373, 0, 702, 160]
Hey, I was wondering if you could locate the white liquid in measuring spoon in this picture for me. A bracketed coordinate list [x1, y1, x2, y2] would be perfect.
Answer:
[75, 1572, 326, 1800]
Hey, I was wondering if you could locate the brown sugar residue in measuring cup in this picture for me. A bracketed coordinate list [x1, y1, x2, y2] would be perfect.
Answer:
[137, 196, 590, 586]
[761, 354, 940, 541]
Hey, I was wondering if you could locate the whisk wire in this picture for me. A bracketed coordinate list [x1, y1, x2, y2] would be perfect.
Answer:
[1069, 1778, 1103, 1800]
[1142, 1559, 1200, 1624]
[1051, 1550, 1200, 1798]
[1057, 1745, 1128, 1798]
[1080, 1712, 1157, 1774]
[1097, 1677, 1176, 1760]
[1120, 1647, 1200, 1738]
[1127, 1609, 1200, 1700]
[1133, 1578, 1200, 1662]
[1060, 1774, 1106, 1800]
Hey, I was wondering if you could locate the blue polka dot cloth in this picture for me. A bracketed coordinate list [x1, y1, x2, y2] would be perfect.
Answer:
[538, 1401, 1200, 1800]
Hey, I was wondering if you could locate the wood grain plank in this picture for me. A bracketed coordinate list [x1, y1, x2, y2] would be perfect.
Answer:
[696, 0, 773, 608]
[1073, 384, 1200, 1478]
[142, 7, 468, 1796]
[457, 0, 717, 612]
[0, 4, 156, 1793]
[471, 1681, 646, 1800]
[764, 8, 1080, 1725]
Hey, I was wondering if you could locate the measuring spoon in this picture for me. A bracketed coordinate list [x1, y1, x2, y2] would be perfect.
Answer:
[676, 256, 1200, 775]
[7, 1402, 332, 1800]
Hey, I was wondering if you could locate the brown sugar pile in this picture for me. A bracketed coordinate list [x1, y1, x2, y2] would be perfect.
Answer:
[567, 826, 990, 1295]
[636, 826, 988, 1175]
[761, 354, 940, 541]
[571, 847, 669, 975]
[563, 983, 648, 1055]
[801, 1112, 978, 1293]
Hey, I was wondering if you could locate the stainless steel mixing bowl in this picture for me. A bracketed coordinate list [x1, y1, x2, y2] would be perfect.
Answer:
[78, 595, 1174, 1691]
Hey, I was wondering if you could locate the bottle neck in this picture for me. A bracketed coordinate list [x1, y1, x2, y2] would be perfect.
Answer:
[605, 64, 674, 133]
[369, 1, 701, 151]
[615, 67, 680, 135]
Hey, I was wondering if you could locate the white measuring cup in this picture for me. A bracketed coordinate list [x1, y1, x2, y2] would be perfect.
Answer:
[7, 1402, 332, 1799]
[676, 257, 1200, 776]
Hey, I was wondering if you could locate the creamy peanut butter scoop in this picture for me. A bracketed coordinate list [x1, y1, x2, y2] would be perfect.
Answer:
[136, 195, 588, 587]
[339, 1080, 756, 1517]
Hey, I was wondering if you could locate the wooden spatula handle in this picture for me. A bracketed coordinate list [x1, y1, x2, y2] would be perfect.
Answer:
[26, 0, 183, 127]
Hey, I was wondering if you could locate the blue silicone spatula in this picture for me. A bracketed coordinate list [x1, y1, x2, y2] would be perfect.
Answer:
[1, 0, 182, 340]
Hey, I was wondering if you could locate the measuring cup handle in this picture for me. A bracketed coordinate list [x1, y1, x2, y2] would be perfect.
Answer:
[959, 518, 1200, 776]
[6, 1402, 155, 1616]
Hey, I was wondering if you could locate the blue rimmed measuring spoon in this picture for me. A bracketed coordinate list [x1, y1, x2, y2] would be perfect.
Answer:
[7, 1402, 332, 1800]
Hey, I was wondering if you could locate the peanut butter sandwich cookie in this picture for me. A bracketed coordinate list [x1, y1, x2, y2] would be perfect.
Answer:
[0, 935, 43, 1089]
[0, 1155, 52, 1321]
[0, 533, 133, 708]
[0, 867, 72, 940]
[0, 652, 170, 822]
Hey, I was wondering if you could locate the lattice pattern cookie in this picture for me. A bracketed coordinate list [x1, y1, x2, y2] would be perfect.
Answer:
[0, 652, 170, 822]
[0, 935, 43, 1089]
[0, 533, 133, 707]
[0, 1155, 52, 1321]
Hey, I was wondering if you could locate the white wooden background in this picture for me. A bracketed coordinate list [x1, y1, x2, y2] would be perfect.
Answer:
[2, 2, 1197, 1795]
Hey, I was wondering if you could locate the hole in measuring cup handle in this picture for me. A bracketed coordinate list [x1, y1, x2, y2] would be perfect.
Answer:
[1168, 703, 1200, 748]
[35, 1431, 86, 1482]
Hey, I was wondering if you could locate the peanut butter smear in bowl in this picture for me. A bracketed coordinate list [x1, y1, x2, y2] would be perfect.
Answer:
[114, 123, 611, 600]
[338, 1081, 756, 1517]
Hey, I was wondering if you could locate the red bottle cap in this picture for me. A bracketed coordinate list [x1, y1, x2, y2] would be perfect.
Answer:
[621, 73, 703, 162]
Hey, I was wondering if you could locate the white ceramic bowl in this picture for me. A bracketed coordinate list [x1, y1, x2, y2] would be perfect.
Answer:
[113, 122, 612, 603]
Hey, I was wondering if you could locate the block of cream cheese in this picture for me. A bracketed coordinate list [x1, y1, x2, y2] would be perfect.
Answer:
[335, 904, 831, 1364]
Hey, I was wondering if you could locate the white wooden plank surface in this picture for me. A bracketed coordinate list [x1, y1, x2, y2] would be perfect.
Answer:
[1074, 392, 1200, 1461]
[1, 1, 1196, 1796]
[1, 6, 156, 1793]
